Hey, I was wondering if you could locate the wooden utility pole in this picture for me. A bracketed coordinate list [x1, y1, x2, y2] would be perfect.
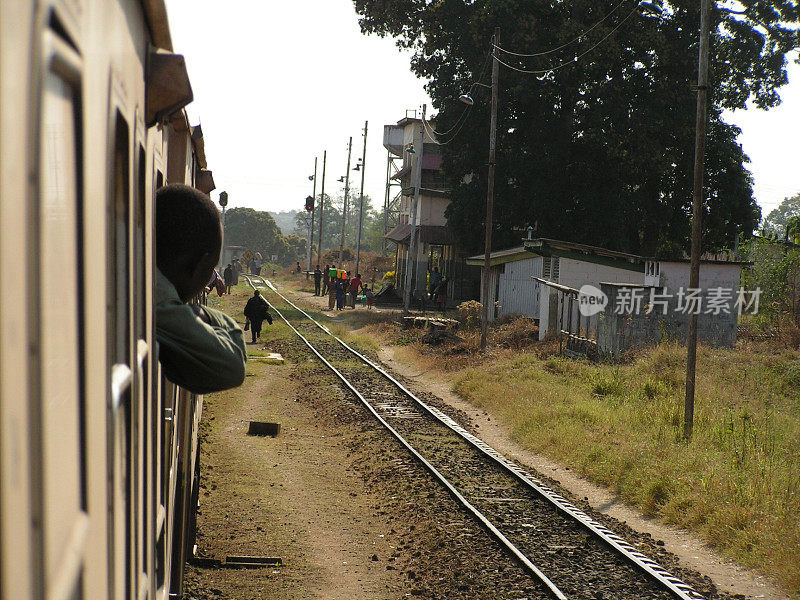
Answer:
[481, 28, 500, 350]
[355, 121, 368, 276]
[339, 137, 353, 265]
[317, 150, 327, 265]
[404, 104, 426, 313]
[684, 0, 711, 441]
[307, 156, 317, 271]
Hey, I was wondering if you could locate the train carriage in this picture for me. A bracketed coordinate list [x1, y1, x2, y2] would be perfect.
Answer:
[1, 2, 212, 599]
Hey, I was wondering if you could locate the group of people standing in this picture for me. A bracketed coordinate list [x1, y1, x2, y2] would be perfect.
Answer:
[313, 265, 374, 311]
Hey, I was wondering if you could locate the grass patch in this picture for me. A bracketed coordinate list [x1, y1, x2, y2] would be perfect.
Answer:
[452, 341, 800, 593]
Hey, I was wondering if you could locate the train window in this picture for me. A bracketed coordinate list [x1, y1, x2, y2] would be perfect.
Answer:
[135, 146, 146, 340]
[37, 28, 88, 600]
[110, 113, 131, 365]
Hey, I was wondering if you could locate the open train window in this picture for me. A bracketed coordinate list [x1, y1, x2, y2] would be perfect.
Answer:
[36, 26, 88, 600]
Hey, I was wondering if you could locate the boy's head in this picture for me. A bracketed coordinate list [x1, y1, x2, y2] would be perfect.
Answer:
[156, 184, 222, 301]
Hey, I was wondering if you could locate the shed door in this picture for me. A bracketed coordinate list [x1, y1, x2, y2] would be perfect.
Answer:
[498, 259, 541, 318]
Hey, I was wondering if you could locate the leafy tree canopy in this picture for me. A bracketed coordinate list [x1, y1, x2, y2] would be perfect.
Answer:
[354, 0, 798, 256]
[223, 207, 306, 265]
[763, 193, 800, 237]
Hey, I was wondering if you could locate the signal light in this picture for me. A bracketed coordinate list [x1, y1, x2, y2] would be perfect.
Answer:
[219, 191, 228, 207]
[305, 195, 314, 212]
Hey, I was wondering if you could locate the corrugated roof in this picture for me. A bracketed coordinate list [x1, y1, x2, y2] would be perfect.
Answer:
[465, 246, 533, 266]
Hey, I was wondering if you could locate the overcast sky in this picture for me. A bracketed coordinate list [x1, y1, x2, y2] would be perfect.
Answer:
[165, 0, 799, 223]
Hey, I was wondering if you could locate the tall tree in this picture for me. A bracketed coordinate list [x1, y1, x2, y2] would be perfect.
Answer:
[354, 0, 797, 256]
[224, 207, 305, 265]
[763, 193, 800, 237]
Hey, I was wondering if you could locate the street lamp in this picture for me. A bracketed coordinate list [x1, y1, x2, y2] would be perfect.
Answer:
[355, 122, 368, 277]
[306, 160, 317, 273]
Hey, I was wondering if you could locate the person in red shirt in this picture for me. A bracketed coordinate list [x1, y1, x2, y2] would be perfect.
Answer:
[348, 273, 363, 309]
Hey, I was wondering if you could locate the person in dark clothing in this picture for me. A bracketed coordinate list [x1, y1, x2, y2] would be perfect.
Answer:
[321, 264, 331, 295]
[335, 276, 345, 311]
[243, 289, 273, 344]
[429, 266, 442, 301]
[313, 265, 323, 296]
[155, 184, 246, 394]
[223, 263, 234, 294]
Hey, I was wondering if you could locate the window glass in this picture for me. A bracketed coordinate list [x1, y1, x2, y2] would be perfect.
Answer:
[39, 65, 86, 589]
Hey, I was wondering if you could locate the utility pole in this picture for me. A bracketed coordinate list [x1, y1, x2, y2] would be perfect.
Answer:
[383, 150, 391, 256]
[480, 28, 500, 350]
[317, 150, 327, 265]
[404, 104, 426, 313]
[307, 156, 317, 272]
[339, 136, 353, 266]
[355, 121, 368, 276]
[684, 0, 711, 442]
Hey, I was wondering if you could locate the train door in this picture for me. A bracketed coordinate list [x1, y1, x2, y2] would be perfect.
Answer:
[35, 20, 89, 600]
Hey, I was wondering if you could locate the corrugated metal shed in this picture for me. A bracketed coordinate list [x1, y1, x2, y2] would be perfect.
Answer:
[498, 257, 542, 318]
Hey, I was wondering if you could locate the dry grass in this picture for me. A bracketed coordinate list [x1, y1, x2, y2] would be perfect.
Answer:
[450, 341, 800, 593]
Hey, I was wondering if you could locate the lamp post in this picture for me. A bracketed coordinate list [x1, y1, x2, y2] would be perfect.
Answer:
[355, 121, 368, 277]
[340, 137, 353, 266]
[307, 158, 317, 272]
[317, 150, 327, 265]
[403, 104, 426, 313]
[684, 0, 712, 441]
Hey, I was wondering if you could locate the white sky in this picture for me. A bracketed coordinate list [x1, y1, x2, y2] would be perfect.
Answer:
[165, 0, 799, 222]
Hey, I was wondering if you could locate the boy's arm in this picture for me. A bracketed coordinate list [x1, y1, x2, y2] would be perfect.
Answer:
[156, 301, 247, 395]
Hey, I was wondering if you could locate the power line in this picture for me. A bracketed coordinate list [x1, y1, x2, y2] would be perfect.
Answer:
[419, 50, 493, 145]
[492, 2, 642, 75]
[493, 0, 632, 58]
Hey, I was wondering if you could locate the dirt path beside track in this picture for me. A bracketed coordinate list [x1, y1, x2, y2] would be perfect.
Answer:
[183, 357, 404, 600]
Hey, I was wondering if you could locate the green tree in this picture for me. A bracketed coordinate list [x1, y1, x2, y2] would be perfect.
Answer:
[224, 207, 304, 266]
[354, 0, 797, 255]
[763, 194, 800, 237]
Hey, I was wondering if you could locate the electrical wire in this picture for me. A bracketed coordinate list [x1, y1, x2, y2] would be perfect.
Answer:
[492, 3, 642, 75]
[419, 49, 493, 145]
[492, 0, 632, 58]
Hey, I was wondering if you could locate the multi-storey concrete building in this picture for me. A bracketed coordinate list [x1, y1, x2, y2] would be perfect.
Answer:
[383, 112, 477, 305]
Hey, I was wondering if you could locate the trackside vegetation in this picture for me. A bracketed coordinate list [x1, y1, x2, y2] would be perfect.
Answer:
[451, 342, 800, 593]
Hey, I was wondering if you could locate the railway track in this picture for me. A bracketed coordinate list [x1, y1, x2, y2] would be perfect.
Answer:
[243, 275, 707, 600]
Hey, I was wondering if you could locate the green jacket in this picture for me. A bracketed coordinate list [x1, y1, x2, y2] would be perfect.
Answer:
[155, 269, 246, 394]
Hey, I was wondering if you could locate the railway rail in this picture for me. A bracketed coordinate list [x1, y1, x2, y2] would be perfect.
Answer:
[243, 275, 707, 600]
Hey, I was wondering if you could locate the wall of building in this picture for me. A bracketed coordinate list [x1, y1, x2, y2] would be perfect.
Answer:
[497, 257, 543, 319]
[415, 195, 449, 227]
[597, 273, 742, 358]
[538, 258, 642, 340]
[658, 262, 742, 292]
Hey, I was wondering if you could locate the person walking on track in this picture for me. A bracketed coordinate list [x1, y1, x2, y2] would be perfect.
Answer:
[313, 265, 322, 296]
[243, 289, 273, 344]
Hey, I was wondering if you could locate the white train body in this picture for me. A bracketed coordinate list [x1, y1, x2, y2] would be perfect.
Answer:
[1, 2, 213, 599]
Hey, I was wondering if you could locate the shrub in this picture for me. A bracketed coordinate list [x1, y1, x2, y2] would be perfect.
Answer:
[457, 300, 483, 328]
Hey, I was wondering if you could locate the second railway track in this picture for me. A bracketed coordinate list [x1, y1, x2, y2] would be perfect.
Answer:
[244, 275, 707, 600]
